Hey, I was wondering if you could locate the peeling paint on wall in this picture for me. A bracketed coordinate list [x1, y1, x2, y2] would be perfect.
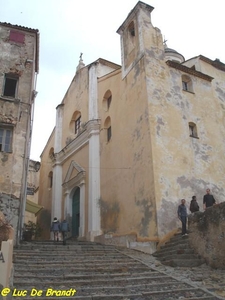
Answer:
[0, 193, 20, 230]
[135, 197, 153, 237]
[157, 198, 178, 235]
[99, 198, 120, 233]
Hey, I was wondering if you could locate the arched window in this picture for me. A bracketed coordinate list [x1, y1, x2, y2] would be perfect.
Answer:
[128, 21, 135, 37]
[102, 90, 112, 111]
[48, 171, 53, 188]
[104, 117, 112, 142]
[69, 111, 81, 134]
[189, 122, 198, 138]
[182, 75, 193, 93]
[49, 147, 54, 160]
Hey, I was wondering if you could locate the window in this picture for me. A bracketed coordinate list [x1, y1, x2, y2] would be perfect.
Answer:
[3, 74, 18, 98]
[107, 126, 112, 142]
[0, 127, 13, 152]
[75, 116, 81, 134]
[107, 95, 112, 109]
[9, 30, 25, 44]
[182, 81, 188, 91]
[128, 21, 135, 37]
[48, 171, 53, 188]
[103, 90, 112, 111]
[69, 111, 82, 136]
[182, 75, 193, 93]
[189, 122, 198, 138]
[104, 117, 112, 142]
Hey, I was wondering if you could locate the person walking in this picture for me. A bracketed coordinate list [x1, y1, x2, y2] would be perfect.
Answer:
[190, 196, 199, 213]
[61, 219, 70, 245]
[51, 217, 61, 241]
[203, 188, 216, 210]
[177, 199, 188, 236]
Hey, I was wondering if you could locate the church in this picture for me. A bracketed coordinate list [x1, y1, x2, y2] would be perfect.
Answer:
[38, 1, 225, 252]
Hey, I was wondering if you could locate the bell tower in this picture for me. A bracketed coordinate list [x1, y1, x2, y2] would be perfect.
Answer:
[117, 1, 154, 78]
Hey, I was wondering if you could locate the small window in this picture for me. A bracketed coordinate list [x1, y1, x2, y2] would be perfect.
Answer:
[107, 126, 112, 142]
[189, 122, 198, 138]
[3, 75, 18, 98]
[104, 116, 112, 142]
[107, 95, 112, 109]
[48, 171, 53, 188]
[0, 127, 13, 152]
[75, 116, 81, 134]
[182, 75, 193, 93]
[128, 21, 135, 37]
[9, 30, 25, 44]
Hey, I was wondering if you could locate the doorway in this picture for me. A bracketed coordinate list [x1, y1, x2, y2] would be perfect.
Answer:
[72, 187, 80, 237]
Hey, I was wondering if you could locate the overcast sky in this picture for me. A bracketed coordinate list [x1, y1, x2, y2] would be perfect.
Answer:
[1, 0, 225, 161]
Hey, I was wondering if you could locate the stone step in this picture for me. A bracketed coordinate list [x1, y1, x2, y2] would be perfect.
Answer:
[16, 242, 114, 249]
[14, 271, 163, 281]
[12, 241, 219, 300]
[14, 260, 138, 268]
[13, 274, 175, 287]
[12, 282, 192, 297]
[14, 253, 123, 260]
[163, 258, 205, 267]
[156, 242, 191, 254]
[13, 248, 117, 254]
[159, 253, 202, 262]
[153, 248, 195, 258]
[10, 287, 218, 300]
[14, 241, 115, 250]
[161, 238, 189, 249]
[14, 266, 156, 276]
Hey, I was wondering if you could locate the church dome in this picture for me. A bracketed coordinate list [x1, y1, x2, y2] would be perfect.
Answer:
[164, 44, 185, 63]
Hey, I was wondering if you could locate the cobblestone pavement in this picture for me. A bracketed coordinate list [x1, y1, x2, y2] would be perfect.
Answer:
[118, 247, 225, 299]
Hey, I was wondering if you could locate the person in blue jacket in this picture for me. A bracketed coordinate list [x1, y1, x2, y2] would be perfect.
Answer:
[61, 219, 70, 245]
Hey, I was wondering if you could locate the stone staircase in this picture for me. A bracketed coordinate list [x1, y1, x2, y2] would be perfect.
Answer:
[10, 240, 220, 299]
[153, 233, 205, 267]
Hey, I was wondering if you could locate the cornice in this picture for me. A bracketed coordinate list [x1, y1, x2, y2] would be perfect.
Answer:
[55, 119, 101, 165]
[166, 60, 214, 82]
[62, 170, 86, 191]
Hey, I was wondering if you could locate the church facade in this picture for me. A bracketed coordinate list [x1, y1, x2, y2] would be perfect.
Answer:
[38, 1, 225, 250]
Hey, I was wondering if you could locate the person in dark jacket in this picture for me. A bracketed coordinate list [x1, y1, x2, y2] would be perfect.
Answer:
[51, 217, 61, 241]
[61, 219, 70, 245]
[190, 196, 199, 213]
[177, 199, 188, 236]
[203, 188, 216, 210]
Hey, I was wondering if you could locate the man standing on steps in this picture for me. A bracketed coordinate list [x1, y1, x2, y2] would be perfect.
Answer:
[177, 199, 188, 236]
[61, 219, 70, 245]
[203, 188, 216, 210]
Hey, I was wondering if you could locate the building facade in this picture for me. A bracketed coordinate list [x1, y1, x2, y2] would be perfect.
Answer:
[0, 22, 39, 243]
[38, 1, 225, 251]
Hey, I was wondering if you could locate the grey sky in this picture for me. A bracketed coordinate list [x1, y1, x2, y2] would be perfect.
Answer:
[1, 0, 224, 160]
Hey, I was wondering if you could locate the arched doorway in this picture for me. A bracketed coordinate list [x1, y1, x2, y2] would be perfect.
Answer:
[72, 188, 80, 237]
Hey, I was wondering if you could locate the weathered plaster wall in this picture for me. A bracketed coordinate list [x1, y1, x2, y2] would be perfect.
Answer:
[140, 8, 225, 238]
[188, 202, 225, 269]
[61, 67, 89, 148]
[38, 131, 55, 239]
[0, 25, 37, 239]
[25, 160, 40, 224]
[98, 57, 157, 240]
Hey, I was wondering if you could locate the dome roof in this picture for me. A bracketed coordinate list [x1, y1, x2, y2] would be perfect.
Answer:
[164, 44, 185, 63]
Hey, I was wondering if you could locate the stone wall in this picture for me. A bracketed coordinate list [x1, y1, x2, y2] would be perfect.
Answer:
[188, 202, 225, 269]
